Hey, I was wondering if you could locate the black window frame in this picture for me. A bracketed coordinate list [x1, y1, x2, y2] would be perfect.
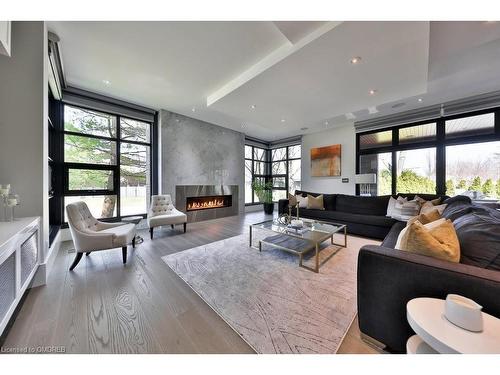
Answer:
[245, 145, 270, 205]
[355, 107, 500, 197]
[270, 145, 301, 202]
[60, 102, 155, 223]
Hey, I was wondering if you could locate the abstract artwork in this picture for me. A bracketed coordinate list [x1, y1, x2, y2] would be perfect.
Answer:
[311, 144, 341, 177]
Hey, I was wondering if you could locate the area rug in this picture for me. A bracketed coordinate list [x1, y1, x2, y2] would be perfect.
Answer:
[162, 232, 379, 353]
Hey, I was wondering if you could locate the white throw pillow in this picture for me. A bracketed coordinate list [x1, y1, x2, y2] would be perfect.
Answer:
[395, 218, 446, 249]
[387, 196, 407, 217]
[392, 199, 420, 221]
[296, 195, 308, 208]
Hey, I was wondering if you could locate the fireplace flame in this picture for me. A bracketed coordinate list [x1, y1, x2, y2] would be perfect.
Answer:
[187, 198, 225, 211]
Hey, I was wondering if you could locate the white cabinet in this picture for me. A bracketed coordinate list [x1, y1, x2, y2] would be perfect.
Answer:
[0, 21, 11, 57]
[0, 217, 40, 335]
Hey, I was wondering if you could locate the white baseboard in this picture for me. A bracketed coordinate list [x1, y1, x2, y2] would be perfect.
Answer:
[32, 229, 62, 287]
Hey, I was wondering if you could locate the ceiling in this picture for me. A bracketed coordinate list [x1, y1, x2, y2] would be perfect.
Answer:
[47, 21, 500, 141]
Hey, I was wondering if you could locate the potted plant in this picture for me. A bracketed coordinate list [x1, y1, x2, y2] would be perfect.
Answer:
[252, 180, 274, 214]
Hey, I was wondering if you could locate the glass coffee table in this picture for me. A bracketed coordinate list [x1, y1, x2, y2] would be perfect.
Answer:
[249, 218, 347, 273]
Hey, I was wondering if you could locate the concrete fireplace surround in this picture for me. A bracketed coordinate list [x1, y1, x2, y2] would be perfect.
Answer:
[176, 185, 239, 222]
[160, 110, 245, 214]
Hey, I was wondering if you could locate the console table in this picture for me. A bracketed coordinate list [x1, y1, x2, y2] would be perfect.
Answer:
[0, 217, 40, 336]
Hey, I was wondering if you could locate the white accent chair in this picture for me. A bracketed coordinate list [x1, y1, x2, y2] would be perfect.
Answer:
[66, 201, 136, 270]
[147, 195, 187, 239]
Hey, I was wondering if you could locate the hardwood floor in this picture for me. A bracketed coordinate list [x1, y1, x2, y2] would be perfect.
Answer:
[2, 211, 380, 354]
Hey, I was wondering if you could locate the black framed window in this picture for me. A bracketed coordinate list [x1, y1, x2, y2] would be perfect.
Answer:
[271, 145, 302, 201]
[245, 143, 302, 204]
[356, 108, 500, 200]
[245, 145, 268, 204]
[63, 104, 152, 221]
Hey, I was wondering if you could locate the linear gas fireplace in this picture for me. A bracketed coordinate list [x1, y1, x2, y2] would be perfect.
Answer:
[176, 185, 239, 222]
[186, 195, 232, 212]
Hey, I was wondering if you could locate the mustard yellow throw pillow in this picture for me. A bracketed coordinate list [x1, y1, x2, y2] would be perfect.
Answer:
[402, 219, 460, 263]
[307, 194, 324, 210]
[407, 208, 441, 226]
[420, 201, 447, 215]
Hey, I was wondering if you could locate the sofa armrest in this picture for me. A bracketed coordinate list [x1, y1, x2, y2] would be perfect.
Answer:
[357, 245, 500, 352]
[278, 199, 289, 215]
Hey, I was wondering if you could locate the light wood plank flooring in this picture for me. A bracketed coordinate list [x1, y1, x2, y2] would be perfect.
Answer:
[2, 211, 380, 354]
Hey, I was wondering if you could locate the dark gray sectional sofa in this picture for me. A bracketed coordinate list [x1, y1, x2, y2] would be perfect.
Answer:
[279, 191, 500, 353]
[358, 196, 500, 352]
[278, 190, 446, 240]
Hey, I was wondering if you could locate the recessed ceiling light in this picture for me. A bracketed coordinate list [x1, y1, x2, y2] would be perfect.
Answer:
[191, 107, 196, 112]
[350, 56, 362, 64]
[102, 79, 110, 85]
[369, 89, 377, 95]
[281, 119, 286, 123]
[241, 123, 246, 128]
[418, 98, 423, 102]
[250, 104, 256, 109]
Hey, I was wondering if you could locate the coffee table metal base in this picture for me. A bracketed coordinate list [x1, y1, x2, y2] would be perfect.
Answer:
[249, 225, 347, 273]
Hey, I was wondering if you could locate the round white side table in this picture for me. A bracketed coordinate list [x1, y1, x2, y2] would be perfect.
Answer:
[406, 297, 500, 354]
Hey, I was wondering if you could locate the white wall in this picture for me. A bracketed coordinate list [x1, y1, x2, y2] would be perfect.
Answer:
[0, 21, 11, 56]
[301, 123, 356, 195]
[0, 22, 49, 261]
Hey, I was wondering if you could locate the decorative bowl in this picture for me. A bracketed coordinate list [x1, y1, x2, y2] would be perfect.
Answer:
[444, 294, 483, 332]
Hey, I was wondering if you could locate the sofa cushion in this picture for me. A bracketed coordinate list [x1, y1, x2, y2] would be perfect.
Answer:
[336, 194, 391, 216]
[381, 221, 406, 248]
[442, 196, 473, 222]
[298, 208, 398, 227]
[452, 205, 500, 270]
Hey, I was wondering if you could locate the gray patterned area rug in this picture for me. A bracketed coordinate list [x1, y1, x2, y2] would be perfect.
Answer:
[162, 233, 379, 354]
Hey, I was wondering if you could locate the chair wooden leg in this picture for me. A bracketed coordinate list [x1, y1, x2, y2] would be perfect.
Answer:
[150, 227, 153, 239]
[69, 253, 83, 271]
[183, 222, 186, 233]
[132, 236, 136, 248]
[122, 246, 127, 264]
[171, 224, 174, 229]
[85, 252, 91, 256]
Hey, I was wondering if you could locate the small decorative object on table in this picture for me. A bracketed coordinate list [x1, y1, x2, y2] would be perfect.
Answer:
[444, 294, 483, 332]
[7, 194, 19, 221]
[0, 184, 11, 221]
